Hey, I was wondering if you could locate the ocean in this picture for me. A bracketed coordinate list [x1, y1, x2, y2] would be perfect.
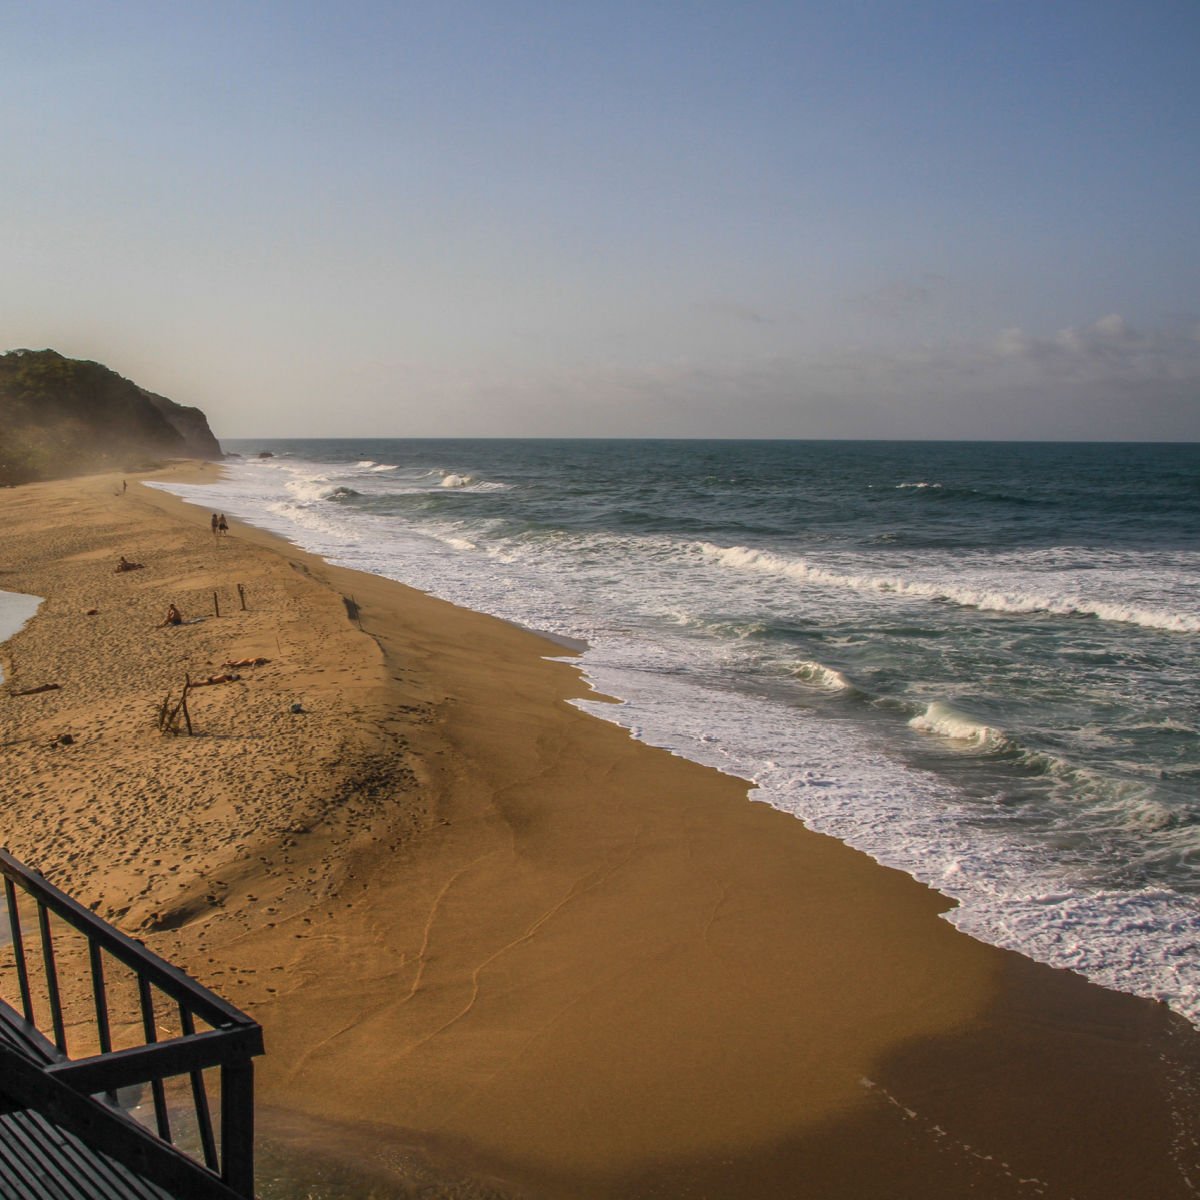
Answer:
[150, 439, 1200, 1026]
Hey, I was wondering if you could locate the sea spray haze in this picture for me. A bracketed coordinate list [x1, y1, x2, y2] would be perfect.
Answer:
[153, 439, 1200, 1023]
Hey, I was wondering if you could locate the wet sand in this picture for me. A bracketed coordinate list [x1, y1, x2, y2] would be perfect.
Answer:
[1, 468, 1197, 1198]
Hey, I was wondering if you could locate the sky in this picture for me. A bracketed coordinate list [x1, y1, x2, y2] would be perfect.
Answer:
[2, 1, 1199, 440]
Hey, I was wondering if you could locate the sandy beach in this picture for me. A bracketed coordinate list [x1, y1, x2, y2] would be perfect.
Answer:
[1, 467, 1198, 1199]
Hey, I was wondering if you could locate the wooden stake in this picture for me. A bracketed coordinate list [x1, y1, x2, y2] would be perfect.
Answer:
[213, 591, 220, 618]
[161, 675, 196, 735]
[237, 583, 246, 610]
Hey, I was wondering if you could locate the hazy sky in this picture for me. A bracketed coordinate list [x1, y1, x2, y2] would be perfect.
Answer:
[3, 1, 1198, 439]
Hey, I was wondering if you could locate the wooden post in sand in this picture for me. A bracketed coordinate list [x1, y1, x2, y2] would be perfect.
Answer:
[159, 677, 194, 735]
[213, 591, 220, 618]
[237, 583, 246, 611]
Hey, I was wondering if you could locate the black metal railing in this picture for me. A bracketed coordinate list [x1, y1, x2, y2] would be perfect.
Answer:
[0, 849, 264, 1197]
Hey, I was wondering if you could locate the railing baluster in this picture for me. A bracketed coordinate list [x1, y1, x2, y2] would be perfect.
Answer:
[220, 1056, 255, 1197]
[179, 1004, 219, 1171]
[36, 900, 67, 1054]
[4, 876, 34, 1024]
[88, 942, 112, 1055]
[137, 975, 171, 1141]
[88, 941, 118, 1103]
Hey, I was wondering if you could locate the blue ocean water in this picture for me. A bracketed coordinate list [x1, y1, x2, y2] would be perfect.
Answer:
[152, 439, 1200, 1024]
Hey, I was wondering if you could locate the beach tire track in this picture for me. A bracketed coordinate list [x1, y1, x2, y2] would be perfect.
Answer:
[401, 827, 647, 1058]
[402, 850, 504, 1003]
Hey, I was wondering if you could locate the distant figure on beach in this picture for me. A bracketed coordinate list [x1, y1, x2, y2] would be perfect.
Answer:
[217, 514, 229, 535]
[161, 603, 183, 627]
[122, 480, 127, 494]
[115, 556, 144, 573]
[211, 513, 219, 535]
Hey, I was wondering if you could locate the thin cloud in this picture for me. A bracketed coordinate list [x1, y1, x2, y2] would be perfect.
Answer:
[284, 314, 1200, 440]
[849, 274, 947, 319]
[993, 314, 1200, 385]
[696, 299, 775, 326]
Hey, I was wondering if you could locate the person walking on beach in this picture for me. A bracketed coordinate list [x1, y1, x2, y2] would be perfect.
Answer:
[211, 513, 219, 536]
[217, 514, 229, 535]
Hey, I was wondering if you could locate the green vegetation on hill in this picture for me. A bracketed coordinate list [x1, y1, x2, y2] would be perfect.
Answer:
[0, 349, 221, 485]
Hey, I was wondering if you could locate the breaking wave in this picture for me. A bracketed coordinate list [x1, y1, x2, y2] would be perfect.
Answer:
[694, 542, 1200, 633]
[793, 660, 855, 692]
[909, 702, 1009, 750]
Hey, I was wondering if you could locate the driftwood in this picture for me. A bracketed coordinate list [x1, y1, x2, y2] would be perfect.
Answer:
[158, 675, 194, 735]
[158, 668, 244, 732]
[223, 657, 268, 668]
[10, 683, 61, 697]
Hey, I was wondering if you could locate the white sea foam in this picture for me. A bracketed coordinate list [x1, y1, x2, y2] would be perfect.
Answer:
[694, 541, 1200, 633]
[281, 475, 339, 504]
[909, 702, 1009, 750]
[793, 660, 854, 691]
[948, 887, 1200, 1017]
[664, 608, 769, 642]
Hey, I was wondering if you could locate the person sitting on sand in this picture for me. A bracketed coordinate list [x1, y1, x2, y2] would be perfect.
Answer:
[161, 603, 184, 627]
[115, 555, 144, 572]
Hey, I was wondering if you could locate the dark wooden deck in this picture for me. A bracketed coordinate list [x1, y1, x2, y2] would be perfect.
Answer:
[0, 851, 264, 1199]
[0, 1041, 176, 1200]
[0, 1106, 172, 1199]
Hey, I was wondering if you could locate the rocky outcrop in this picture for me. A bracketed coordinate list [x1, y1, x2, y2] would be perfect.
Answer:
[0, 349, 222, 485]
